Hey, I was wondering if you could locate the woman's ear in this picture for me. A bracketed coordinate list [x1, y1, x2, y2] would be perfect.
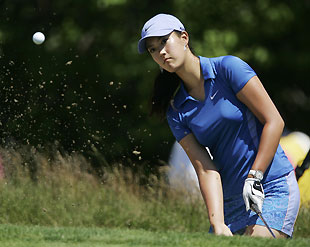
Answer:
[180, 31, 189, 47]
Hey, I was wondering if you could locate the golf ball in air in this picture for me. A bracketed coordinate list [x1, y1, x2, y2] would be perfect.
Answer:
[32, 32, 45, 45]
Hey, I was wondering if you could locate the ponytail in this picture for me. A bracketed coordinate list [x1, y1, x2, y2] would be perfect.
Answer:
[150, 70, 180, 119]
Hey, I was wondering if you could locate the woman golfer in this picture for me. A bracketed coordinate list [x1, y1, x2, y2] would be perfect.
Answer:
[138, 14, 300, 238]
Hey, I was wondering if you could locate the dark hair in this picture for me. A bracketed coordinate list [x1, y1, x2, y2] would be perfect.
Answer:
[150, 70, 180, 119]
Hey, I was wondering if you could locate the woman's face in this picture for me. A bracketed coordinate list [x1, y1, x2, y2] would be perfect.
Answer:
[146, 31, 188, 73]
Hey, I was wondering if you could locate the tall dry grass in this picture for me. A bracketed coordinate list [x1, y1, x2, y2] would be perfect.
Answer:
[0, 146, 209, 232]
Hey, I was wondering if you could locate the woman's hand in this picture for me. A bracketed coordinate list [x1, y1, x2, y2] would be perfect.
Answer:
[213, 222, 233, 236]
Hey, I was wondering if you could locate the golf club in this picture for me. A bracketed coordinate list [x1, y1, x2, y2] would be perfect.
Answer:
[250, 202, 276, 239]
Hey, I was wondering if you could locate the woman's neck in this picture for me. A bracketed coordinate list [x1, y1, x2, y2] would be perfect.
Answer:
[176, 53, 204, 91]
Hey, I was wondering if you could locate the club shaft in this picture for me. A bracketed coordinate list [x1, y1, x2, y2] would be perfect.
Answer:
[258, 213, 276, 238]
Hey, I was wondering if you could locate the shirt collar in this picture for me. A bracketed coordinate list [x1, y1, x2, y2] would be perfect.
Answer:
[173, 56, 216, 108]
[199, 56, 216, 80]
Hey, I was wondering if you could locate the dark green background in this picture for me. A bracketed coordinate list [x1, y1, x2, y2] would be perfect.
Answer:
[1, 0, 309, 170]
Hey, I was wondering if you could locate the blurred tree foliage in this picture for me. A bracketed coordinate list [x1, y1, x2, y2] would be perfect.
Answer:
[0, 0, 309, 170]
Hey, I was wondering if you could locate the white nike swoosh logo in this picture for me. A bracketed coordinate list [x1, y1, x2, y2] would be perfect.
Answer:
[210, 90, 218, 100]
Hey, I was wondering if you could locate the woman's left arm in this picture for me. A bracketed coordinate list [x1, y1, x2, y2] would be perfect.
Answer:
[236, 75, 284, 174]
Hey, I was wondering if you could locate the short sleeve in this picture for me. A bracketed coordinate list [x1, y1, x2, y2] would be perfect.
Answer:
[166, 107, 191, 142]
[221, 56, 257, 94]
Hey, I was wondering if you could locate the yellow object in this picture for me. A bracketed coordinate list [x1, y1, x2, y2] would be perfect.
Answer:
[280, 132, 310, 207]
[280, 132, 310, 168]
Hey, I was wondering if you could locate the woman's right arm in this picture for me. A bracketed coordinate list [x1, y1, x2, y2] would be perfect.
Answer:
[179, 134, 232, 236]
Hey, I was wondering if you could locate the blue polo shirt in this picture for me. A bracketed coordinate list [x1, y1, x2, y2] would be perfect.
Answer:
[166, 55, 293, 199]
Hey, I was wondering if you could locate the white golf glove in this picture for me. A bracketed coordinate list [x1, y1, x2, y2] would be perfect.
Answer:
[243, 178, 265, 213]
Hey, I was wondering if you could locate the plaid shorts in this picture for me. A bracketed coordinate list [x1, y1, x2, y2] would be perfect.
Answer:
[220, 170, 300, 237]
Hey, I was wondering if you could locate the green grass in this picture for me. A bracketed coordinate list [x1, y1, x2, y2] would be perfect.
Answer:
[0, 224, 309, 247]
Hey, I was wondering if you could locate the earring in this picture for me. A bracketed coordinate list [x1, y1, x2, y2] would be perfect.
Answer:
[159, 66, 163, 73]
[184, 45, 187, 51]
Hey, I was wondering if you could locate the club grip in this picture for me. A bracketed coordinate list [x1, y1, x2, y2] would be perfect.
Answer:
[250, 199, 261, 214]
